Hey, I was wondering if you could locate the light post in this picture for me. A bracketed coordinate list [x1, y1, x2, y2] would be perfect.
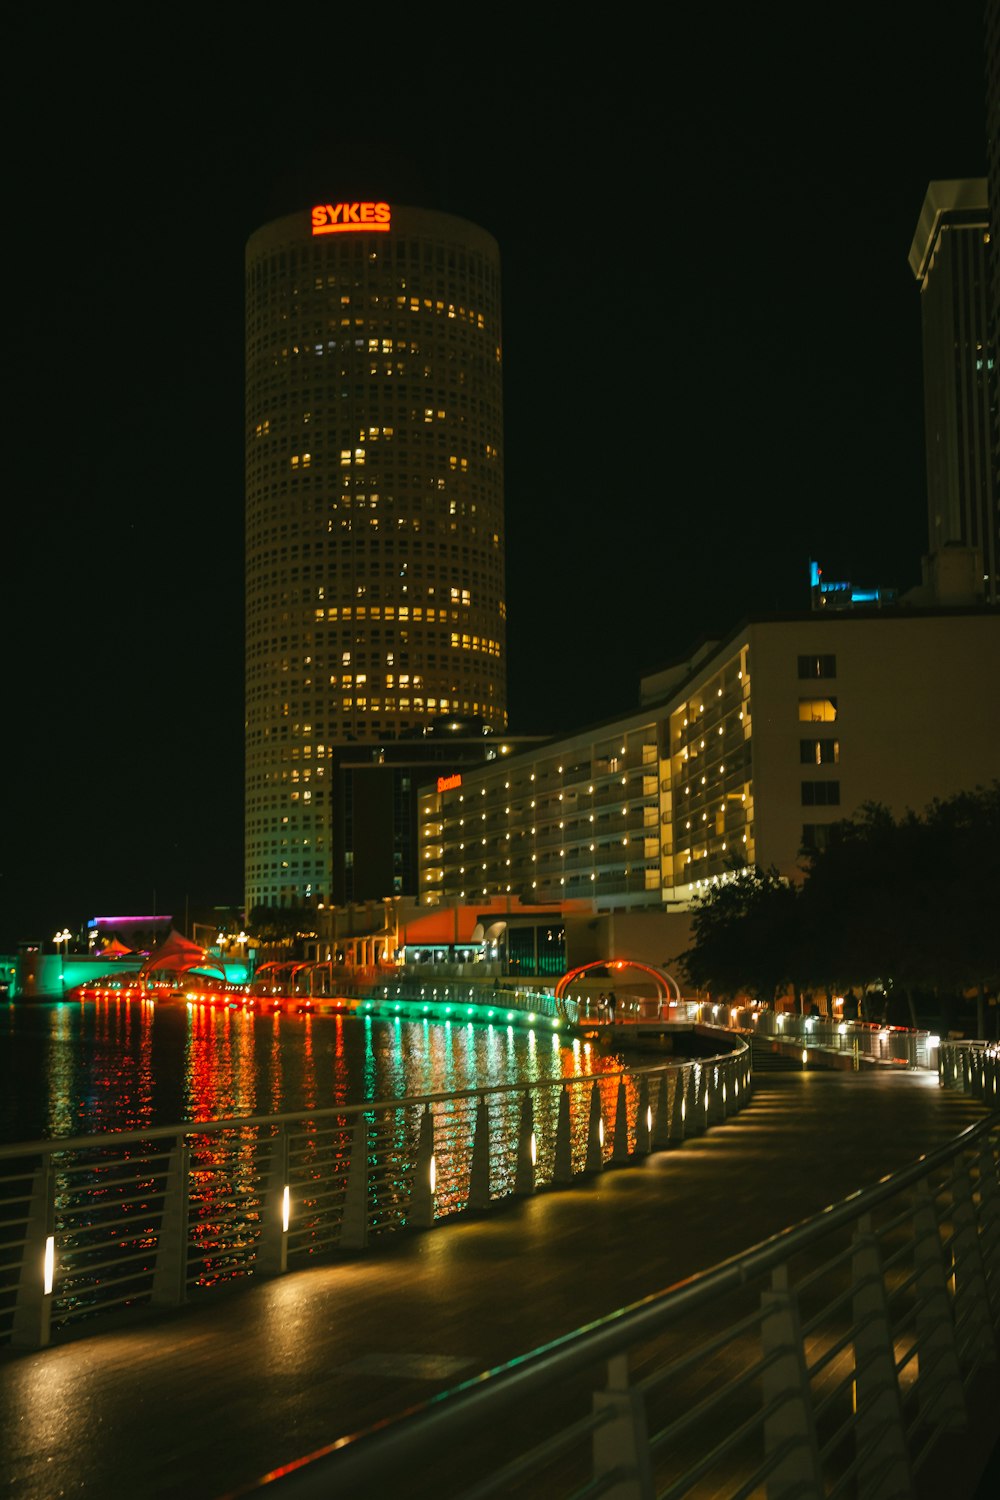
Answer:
[53, 929, 72, 988]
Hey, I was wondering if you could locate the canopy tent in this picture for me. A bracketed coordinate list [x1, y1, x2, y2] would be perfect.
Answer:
[100, 938, 133, 956]
[138, 930, 227, 981]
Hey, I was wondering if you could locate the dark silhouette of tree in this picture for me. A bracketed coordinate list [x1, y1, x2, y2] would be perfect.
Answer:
[680, 785, 1000, 1032]
[680, 865, 804, 1006]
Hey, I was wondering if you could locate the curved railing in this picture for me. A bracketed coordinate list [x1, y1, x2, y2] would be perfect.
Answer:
[240, 1111, 1000, 1500]
[0, 1036, 749, 1351]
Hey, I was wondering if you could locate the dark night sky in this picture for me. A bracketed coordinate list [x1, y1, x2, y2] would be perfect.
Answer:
[2, 5, 990, 948]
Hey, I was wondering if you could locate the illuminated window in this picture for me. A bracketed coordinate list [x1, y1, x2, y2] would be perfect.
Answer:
[798, 697, 838, 723]
[799, 738, 839, 765]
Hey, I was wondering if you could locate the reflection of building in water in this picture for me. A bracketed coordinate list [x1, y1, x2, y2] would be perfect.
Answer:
[244, 204, 507, 913]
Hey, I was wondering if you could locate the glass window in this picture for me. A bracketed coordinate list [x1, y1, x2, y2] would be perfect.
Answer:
[798, 654, 836, 679]
[799, 738, 840, 764]
[801, 780, 841, 806]
[798, 698, 838, 722]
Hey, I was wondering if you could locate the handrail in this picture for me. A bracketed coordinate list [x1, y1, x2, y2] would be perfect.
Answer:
[0, 1033, 744, 1162]
[238, 1112, 1000, 1498]
[1, 1036, 750, 1352]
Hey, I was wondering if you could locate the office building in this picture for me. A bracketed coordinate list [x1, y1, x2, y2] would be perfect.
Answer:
[419, 610, 1000, 920]
[909, 180, 998, 604]
[245, 203, 507, 911]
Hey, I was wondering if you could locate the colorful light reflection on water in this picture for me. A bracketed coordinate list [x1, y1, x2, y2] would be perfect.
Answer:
[0, 997, 620, 1146]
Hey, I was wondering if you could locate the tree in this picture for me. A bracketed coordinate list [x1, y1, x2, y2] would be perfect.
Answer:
[680, 864, 805, 1006]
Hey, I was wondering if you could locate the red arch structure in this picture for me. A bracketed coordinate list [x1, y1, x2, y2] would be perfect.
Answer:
[554, 958, 681, 1002]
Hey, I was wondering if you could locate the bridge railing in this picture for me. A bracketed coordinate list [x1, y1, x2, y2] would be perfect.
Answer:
[755, 1011, 941, 1069]
[247, 1113, 1000, 1500]
[940, 1040, 1000, 1106]
[0, 1038, 749, 1351]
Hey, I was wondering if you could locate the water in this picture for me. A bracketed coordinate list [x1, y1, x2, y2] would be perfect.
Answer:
[0, 997, 620, 1146]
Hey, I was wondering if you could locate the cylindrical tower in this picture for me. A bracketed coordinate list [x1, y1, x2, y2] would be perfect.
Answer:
[245, 203, 506, 912]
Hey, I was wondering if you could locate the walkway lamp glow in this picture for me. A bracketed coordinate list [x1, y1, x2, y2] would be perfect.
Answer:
[43, 1235, 55, 1296]
[801, 1049, 808, 1065]
[530, 1132, 537, 1167]
[282, 1186, 290, 1234]
[598, 1118, 605, 1148]
[429, 1155, 436, 1193]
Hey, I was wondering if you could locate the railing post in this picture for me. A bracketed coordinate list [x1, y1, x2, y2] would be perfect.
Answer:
[759, 1266, 823, 1499]
[612, 1078, 630, 1163]
[950, 1154, 998, 1363]
[911, 1176, 966, 1430]
[515, 1092, 535, 1196]
[650, 1072, 672, 1150]
[152, 1136, 190, 1308]
[669, 1069, 686, 1146]
[686, 1066, 702, 1136]
[635, 1076, 651, 1157]
[341, 1114, 370, 1249]
[411, 1105, 435, 1229]
[698, 1065, 710, 1132]
[708, 1063, 725, 1124]
[976, 1133, 1000, 1296]
[11, 1159, 55, 1350]
[468, 1096, 491, 1209]
[586, 1082, 605, 1173]
[591, 1352, 654, 1499]
[851, 1218, 912, 1498]
[257, 1125, 290, 1275]
[553, 1087, 573, 1182]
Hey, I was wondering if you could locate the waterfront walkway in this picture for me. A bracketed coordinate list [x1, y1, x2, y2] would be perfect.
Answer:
[0, 1067, 994, 1499]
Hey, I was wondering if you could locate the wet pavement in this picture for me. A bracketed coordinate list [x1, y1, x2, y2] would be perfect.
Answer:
[0, 1067, 992, 1499]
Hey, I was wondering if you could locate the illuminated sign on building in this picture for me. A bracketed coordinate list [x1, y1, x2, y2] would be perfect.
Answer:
[311, 202, 391, 235]
[437, 773, 462, 793]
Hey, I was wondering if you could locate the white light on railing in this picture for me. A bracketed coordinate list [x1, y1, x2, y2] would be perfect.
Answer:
[43, 1235, 55, 1295]
[646, 1105, 652, 1133]
[429, 1155, 436, 1193]
[282, 1186, 290, 1233]
[838, 1022, 847, 1036]
[928, 1035, 941, 1049]
[681, 1098, 686, 1121]
[530, 1132, 537, 1166]
[801, 1049, 808, 1065]
[598, 1119, 605, 1148]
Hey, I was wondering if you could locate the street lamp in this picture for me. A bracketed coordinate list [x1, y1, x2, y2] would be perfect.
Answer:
[53, 929, 72, 987]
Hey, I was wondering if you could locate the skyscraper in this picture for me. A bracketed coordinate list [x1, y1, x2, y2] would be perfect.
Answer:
[245, 203, 507, 912]
[908, 179, 998, 603]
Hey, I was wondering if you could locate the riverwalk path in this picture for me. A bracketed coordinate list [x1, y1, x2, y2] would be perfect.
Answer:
[0, 1065, 994, 1499]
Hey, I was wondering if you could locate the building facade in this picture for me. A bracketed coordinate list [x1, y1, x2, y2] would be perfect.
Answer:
[419, 611, 1000, 911]
[909, 180, 998, 605]
[245, 203, 507, 911]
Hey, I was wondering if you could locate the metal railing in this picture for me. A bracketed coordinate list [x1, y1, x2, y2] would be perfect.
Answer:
[755, 1012, 941, 1070]
[0, 1040, 749, 1351]
[239, 1114, 1000, 1500]
[940, 1040, 1000, 1106]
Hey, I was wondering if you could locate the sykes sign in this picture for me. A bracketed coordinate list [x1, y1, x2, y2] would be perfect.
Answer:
[311, 202, 391, 235]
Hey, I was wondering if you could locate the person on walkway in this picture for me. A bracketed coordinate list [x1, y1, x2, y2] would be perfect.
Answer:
[606, 990, 617, 1024]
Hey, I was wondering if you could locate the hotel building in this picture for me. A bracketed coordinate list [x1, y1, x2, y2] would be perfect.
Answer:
[245, 203, 507, 911]
[419, 610, 1000, 918]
